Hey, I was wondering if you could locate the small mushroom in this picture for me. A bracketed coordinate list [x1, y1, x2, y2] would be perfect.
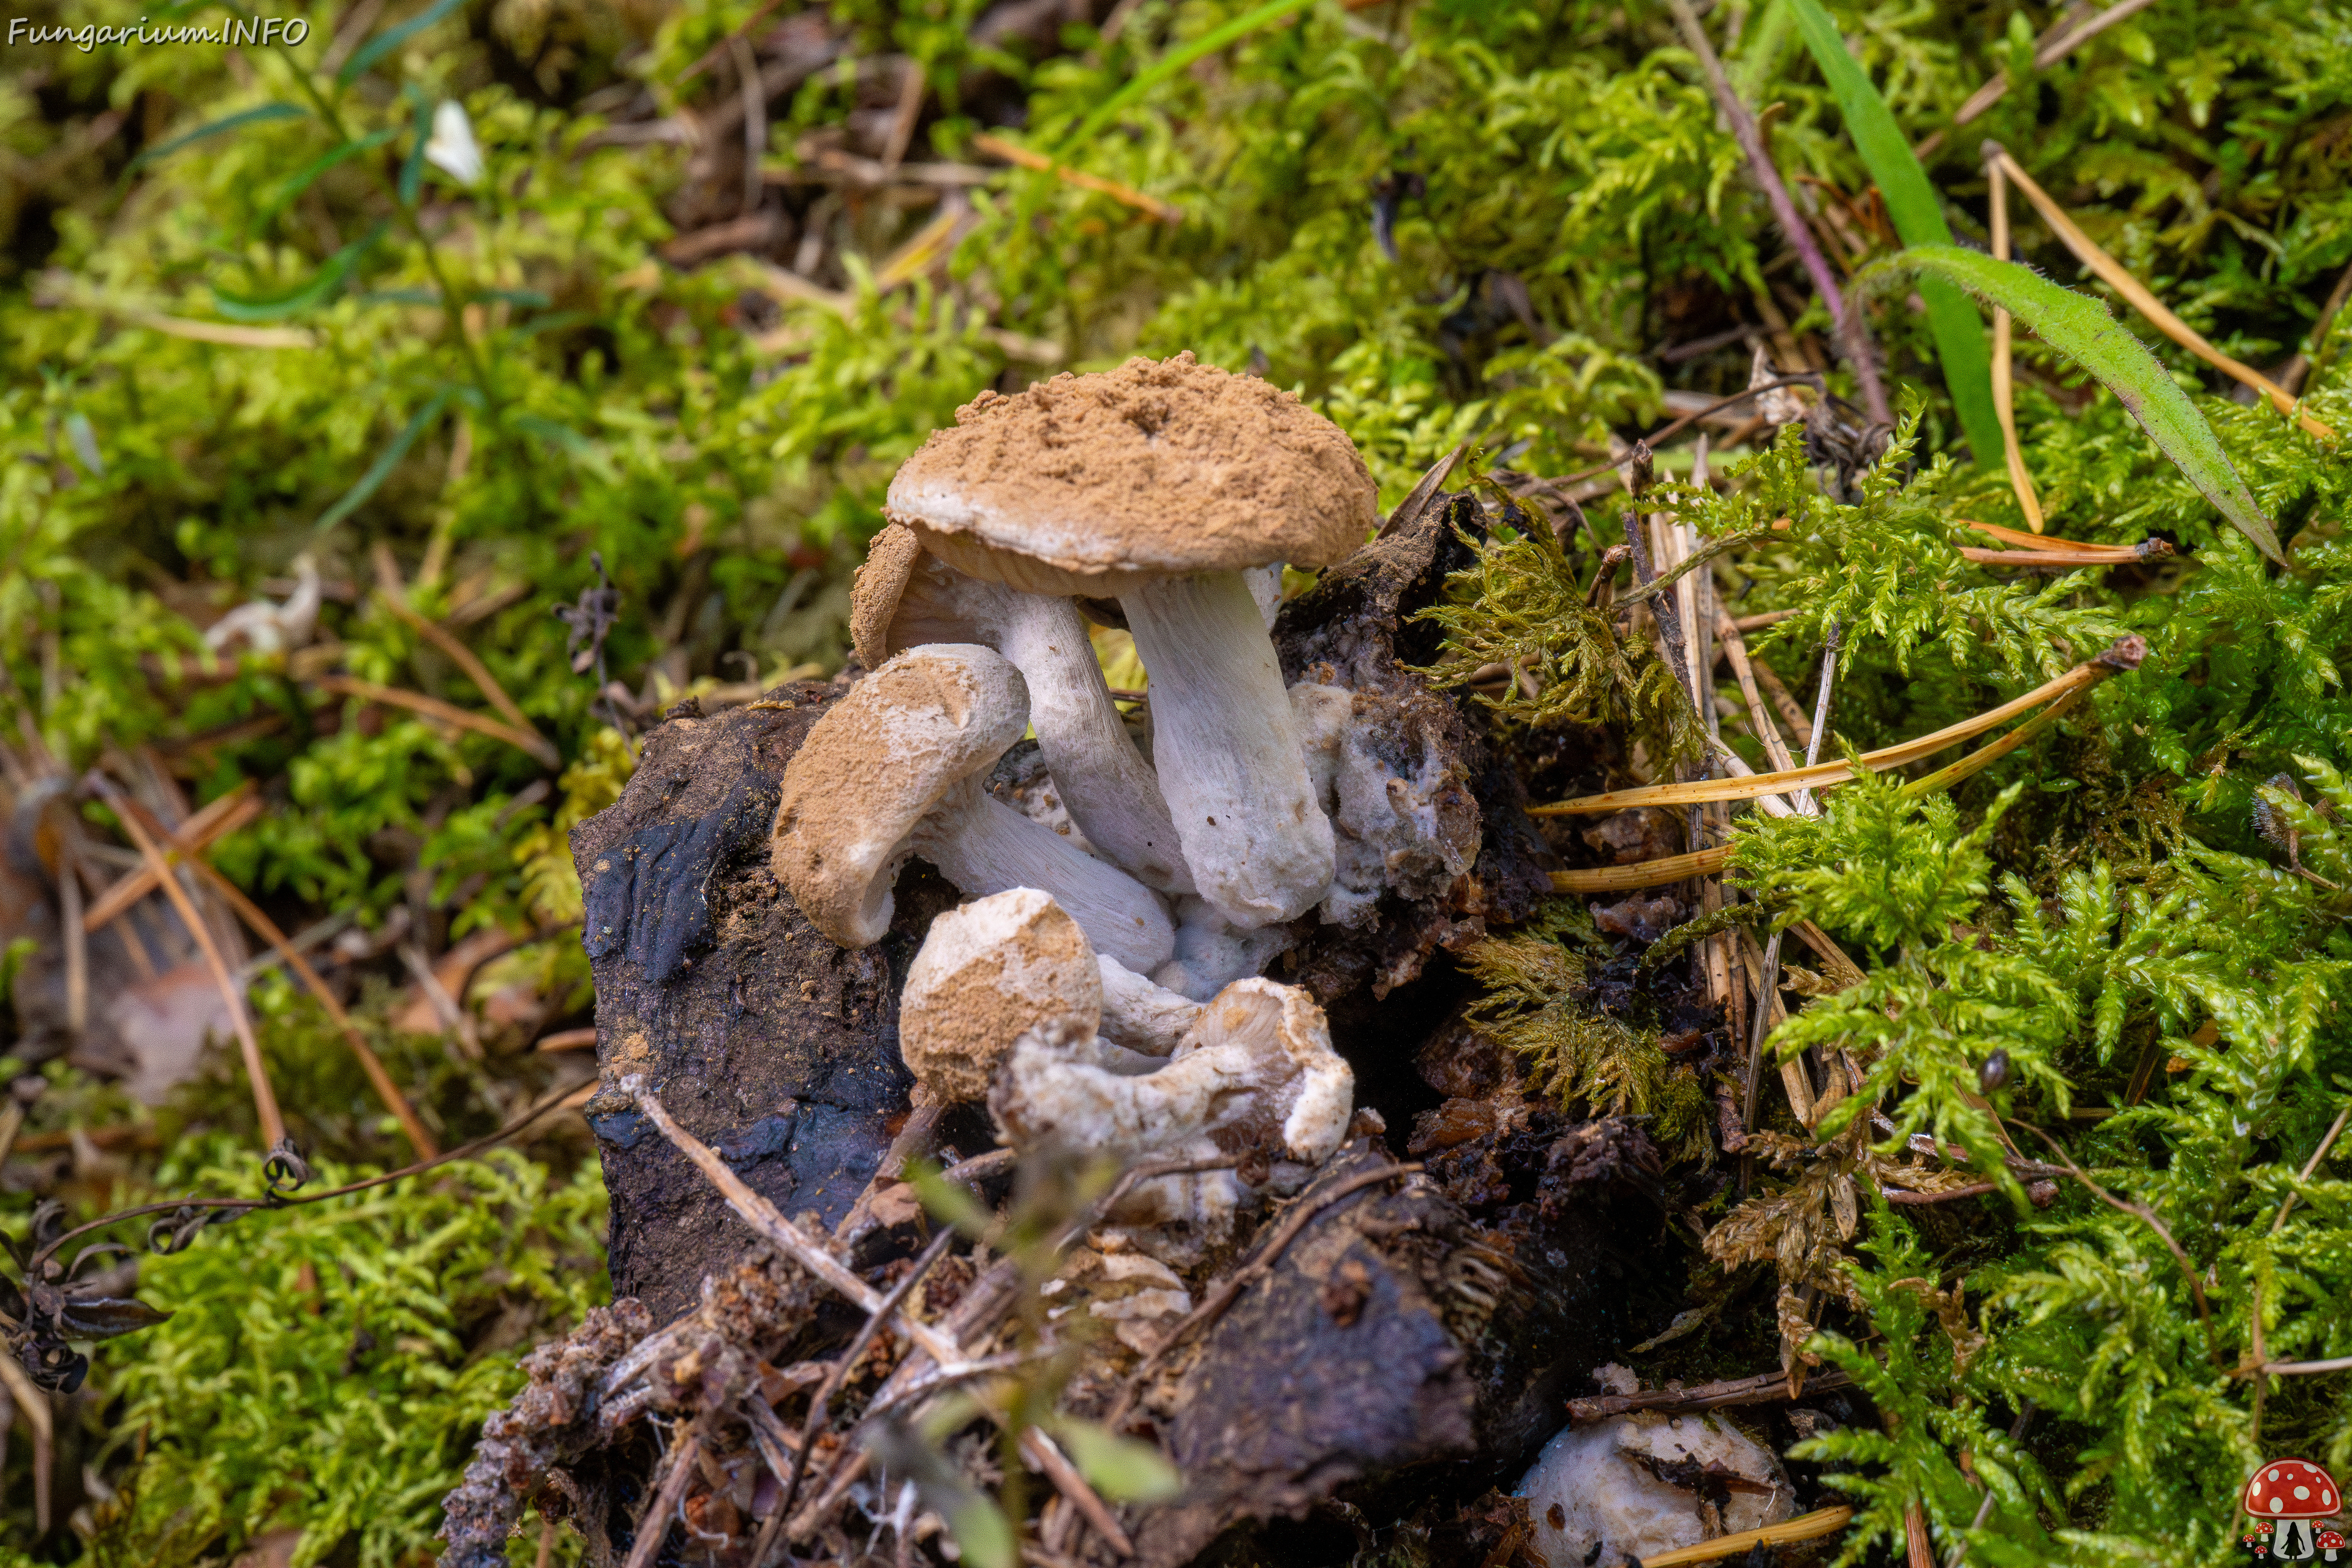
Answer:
[769, 645, 1174, 972]
[853, 524, 1192, 893]
[899, 891, 1207, 1106]
[989, 974, 1354, 1243]
[897, 889, 1106, 1104]
[884, 352, 1379, 932]
[1517, 1411, 1793, 1567]
[2244, 1458, 2342, 1561]
[204, 552, 321, 656]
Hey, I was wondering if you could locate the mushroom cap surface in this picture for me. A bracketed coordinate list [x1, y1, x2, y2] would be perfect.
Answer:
[900, 888, 1104, 1104]
[849, 522, 927, 671]
[881, 352, 1379, 597]
[2245, 1460, 2341, 1518]
[769, 644, 1028, 948]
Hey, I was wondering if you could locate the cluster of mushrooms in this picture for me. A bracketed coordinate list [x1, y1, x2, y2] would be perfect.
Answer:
[766, 353, 1383, 1250]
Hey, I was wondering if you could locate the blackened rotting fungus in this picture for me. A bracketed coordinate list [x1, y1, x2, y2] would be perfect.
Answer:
[569, 678, 957, 1320]
[581, 764, 776, 985]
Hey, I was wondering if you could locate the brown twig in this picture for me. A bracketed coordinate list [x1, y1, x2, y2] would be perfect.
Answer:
[0, 1353, 53, 1534]
[625, 1076, 961, 1360]
[103, 790, 439, 1158]
[1551, 378, 1824, 489]
[1714, 609, 1799, 775]
[970, 132, 1183, 224]
[760, 1228, 957, 1553]
[1746, 647, 1815, 747]
[1986, 152, 2046, 532]
[27, 1080, 594, 1273]
[1915, 0, 2162, 160]
[313, 675, 561, 764]
[85, 774, 284, 1148]
[2278, 257, 2352, 396]
[370, 546, 559, 765]
[2248, 1096, 2352, 1436]
[79, 782, 259, 931]
[1905, 1500, 1936, 1568]
[1989, 145, 2334, 440]
[786, 1152, 1242, 1542]
[1642, 1506, 1856, 1568]
[1532, 638, 2137, 815]
[834, 1097, 946, 1245]
[1882, 1181, 1999, 1205]
[1566, 1365, 1854, 1422]
[676, 0, 786, 83]
[1662, 0, 1890, 426]
[1551, 846, 1733, 894]
[1110, 1159, 1421, 1422]
[624, 1415, 707, 1568]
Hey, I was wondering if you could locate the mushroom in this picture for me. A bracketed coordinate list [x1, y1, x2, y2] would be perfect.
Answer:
[884, 352, 1380, 932]
[1517, 1409, 1793, 1567]
[2321, 1529, 2345, 1564]
[769, 645, 1174, 973]
[897, 890, 1213, 1106]
[2244, 1458, 2342, 1561]
[205, 552, 321, 657]
[852, 524, 1192, 893]
[989, 973, 1354, 1246]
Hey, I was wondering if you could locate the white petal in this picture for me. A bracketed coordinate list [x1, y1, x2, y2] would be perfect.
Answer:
[424, 100, 482, 186]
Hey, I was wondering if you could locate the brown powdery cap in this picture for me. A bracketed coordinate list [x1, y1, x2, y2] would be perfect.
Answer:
[849, 522, 925, 672]
[898, 888, 1104, 1104]
[770, 644, 1028, 948]
[883, 351, 1379, 597]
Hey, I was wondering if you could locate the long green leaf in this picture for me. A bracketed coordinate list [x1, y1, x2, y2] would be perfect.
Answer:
[261, 128, 398, 221]
[398, 91, 434, 206]
[337, 0, 469, 85]
[212, 221, 387, 322]
[1876, 245, 2283, 563]
[1785, 0, 2003, 467]
[126, 103, 307, 172]
[313, 389, 452, 533]
[1053, 0, 1314, 159]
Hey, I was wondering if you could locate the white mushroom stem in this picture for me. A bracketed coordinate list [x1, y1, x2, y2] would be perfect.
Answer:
[1097, 956, 1202, 1056]
[909, 777, 1174, 974]
[1151, 894, 1299, 1001]
[988, 592, 1193, 894]
[1119, 571, 1335, 930]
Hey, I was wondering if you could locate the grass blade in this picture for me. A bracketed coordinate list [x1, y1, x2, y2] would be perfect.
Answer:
[1873, 244, 2283, 564]
[1785, 0, 2002, 466]
[1052, 0, 1314, 158]
[1989, 146, 2335, 442]
[314, 388, 452, 533]
[211, 221, 386, 322]
[125, 102, 307, 172]
[260, 128, 398, 221]
[338, 0, 469, 85]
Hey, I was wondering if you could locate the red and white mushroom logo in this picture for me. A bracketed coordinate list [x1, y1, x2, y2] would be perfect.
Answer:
[2244, 1460, 2343, 1561]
